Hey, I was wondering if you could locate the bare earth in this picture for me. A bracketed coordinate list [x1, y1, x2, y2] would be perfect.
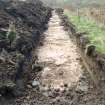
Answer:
[37, 11, 83, 90]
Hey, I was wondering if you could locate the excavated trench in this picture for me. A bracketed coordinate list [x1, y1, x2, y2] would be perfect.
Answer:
[0, 9, 105, 105]
[37, 11, 83, 90]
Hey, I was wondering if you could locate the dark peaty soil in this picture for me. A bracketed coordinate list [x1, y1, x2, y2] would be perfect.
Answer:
[0, 0, 52, 101]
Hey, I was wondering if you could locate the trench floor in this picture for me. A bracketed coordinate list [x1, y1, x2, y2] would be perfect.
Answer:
[37, 11, 83, 90]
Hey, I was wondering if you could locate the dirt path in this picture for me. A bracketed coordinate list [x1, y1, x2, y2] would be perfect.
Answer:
[37, 11, 83, 91]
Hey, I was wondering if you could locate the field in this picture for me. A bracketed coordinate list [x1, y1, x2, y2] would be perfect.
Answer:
[65, 10, 105, 54]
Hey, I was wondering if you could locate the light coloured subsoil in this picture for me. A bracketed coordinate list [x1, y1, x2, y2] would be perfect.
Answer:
[37, 11, 83, 90]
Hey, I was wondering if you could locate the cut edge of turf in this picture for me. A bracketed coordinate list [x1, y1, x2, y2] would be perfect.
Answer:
[64, 10, 105, 54]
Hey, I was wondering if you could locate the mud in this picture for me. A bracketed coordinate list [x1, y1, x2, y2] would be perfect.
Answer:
[0, 0, 51, 99]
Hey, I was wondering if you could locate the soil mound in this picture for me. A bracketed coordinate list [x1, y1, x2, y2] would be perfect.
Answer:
[0, 0, 52, 98]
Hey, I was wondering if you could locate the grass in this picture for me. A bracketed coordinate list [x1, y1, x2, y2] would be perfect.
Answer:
[64, 10, 105, 54]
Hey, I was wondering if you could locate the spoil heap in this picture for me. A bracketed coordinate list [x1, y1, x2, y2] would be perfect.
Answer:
[0, 0, 52, 97]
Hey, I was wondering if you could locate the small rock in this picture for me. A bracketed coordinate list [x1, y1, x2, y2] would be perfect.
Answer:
[49, 101, 55, 104]
[76, 82, 88, 92]
[42, 92, 49, 97]
[48, 91, 53, 97]
[61, 88, 66, 93]
[32, 64, 43, 72]
[0, 56, 5, 63]
[40, 86, 49, 91]
[56, 98, 61, 102]
[32, 80, 40, 87]
[27, 85, 32, 89]
[26, 96, 30, 100]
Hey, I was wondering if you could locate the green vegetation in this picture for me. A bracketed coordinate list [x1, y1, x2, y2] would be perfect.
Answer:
[64, 0, 105, 8]
[65, 11, 105, 54]
[7, 23, 16, 46]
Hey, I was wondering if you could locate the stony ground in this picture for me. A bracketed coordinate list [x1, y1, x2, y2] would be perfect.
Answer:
[0, 11, 105, 105]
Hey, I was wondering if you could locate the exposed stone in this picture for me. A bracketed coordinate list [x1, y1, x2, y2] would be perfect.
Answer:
[76, 81, 88, 93]
[32, 80, 40, 87]
[32, 64, 43, 72]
